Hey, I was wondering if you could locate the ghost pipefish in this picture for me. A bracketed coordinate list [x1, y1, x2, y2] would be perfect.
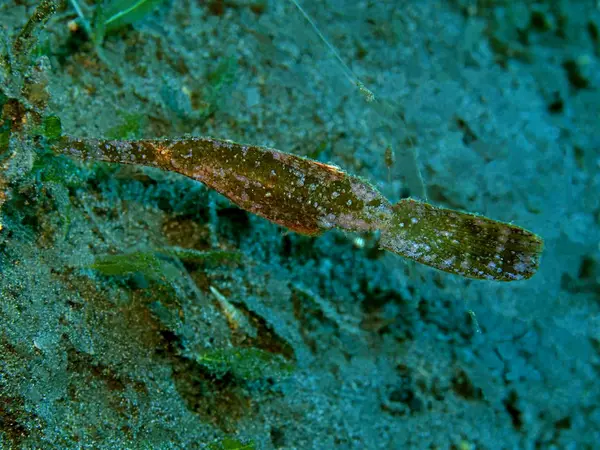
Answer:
[51, 135, 543, 281]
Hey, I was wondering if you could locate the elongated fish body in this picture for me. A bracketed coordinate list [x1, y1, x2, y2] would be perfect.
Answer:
[53, 135, 543, 281]
[56, 136, 392, 236]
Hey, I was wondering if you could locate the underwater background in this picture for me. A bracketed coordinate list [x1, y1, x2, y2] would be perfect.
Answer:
[0, 0, 599, 448]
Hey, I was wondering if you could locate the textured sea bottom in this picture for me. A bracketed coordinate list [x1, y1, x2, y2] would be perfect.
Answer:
[0, 1, 598, 449]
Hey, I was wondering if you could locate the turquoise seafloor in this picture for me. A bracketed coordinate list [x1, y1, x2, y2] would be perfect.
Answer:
[0, 0, 598, 449]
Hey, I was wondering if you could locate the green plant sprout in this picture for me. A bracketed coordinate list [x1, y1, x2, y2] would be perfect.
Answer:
[99, 0, 167, 33]
[0, 0, 543, 282]
[69, 0, 167, 46]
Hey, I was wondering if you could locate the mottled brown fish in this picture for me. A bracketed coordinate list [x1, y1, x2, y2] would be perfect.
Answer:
[52, 135, 543, 281]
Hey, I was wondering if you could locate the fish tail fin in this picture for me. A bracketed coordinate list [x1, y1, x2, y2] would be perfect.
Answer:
[379, 199, 543, 281]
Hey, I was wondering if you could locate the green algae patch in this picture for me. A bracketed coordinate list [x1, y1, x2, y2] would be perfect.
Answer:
[42, 115, 62, 141]
[208, 437, 255, 450]
[90, 251, 162, 277]
[196, 347, 294, 382]
[162, 246, 242, 265]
